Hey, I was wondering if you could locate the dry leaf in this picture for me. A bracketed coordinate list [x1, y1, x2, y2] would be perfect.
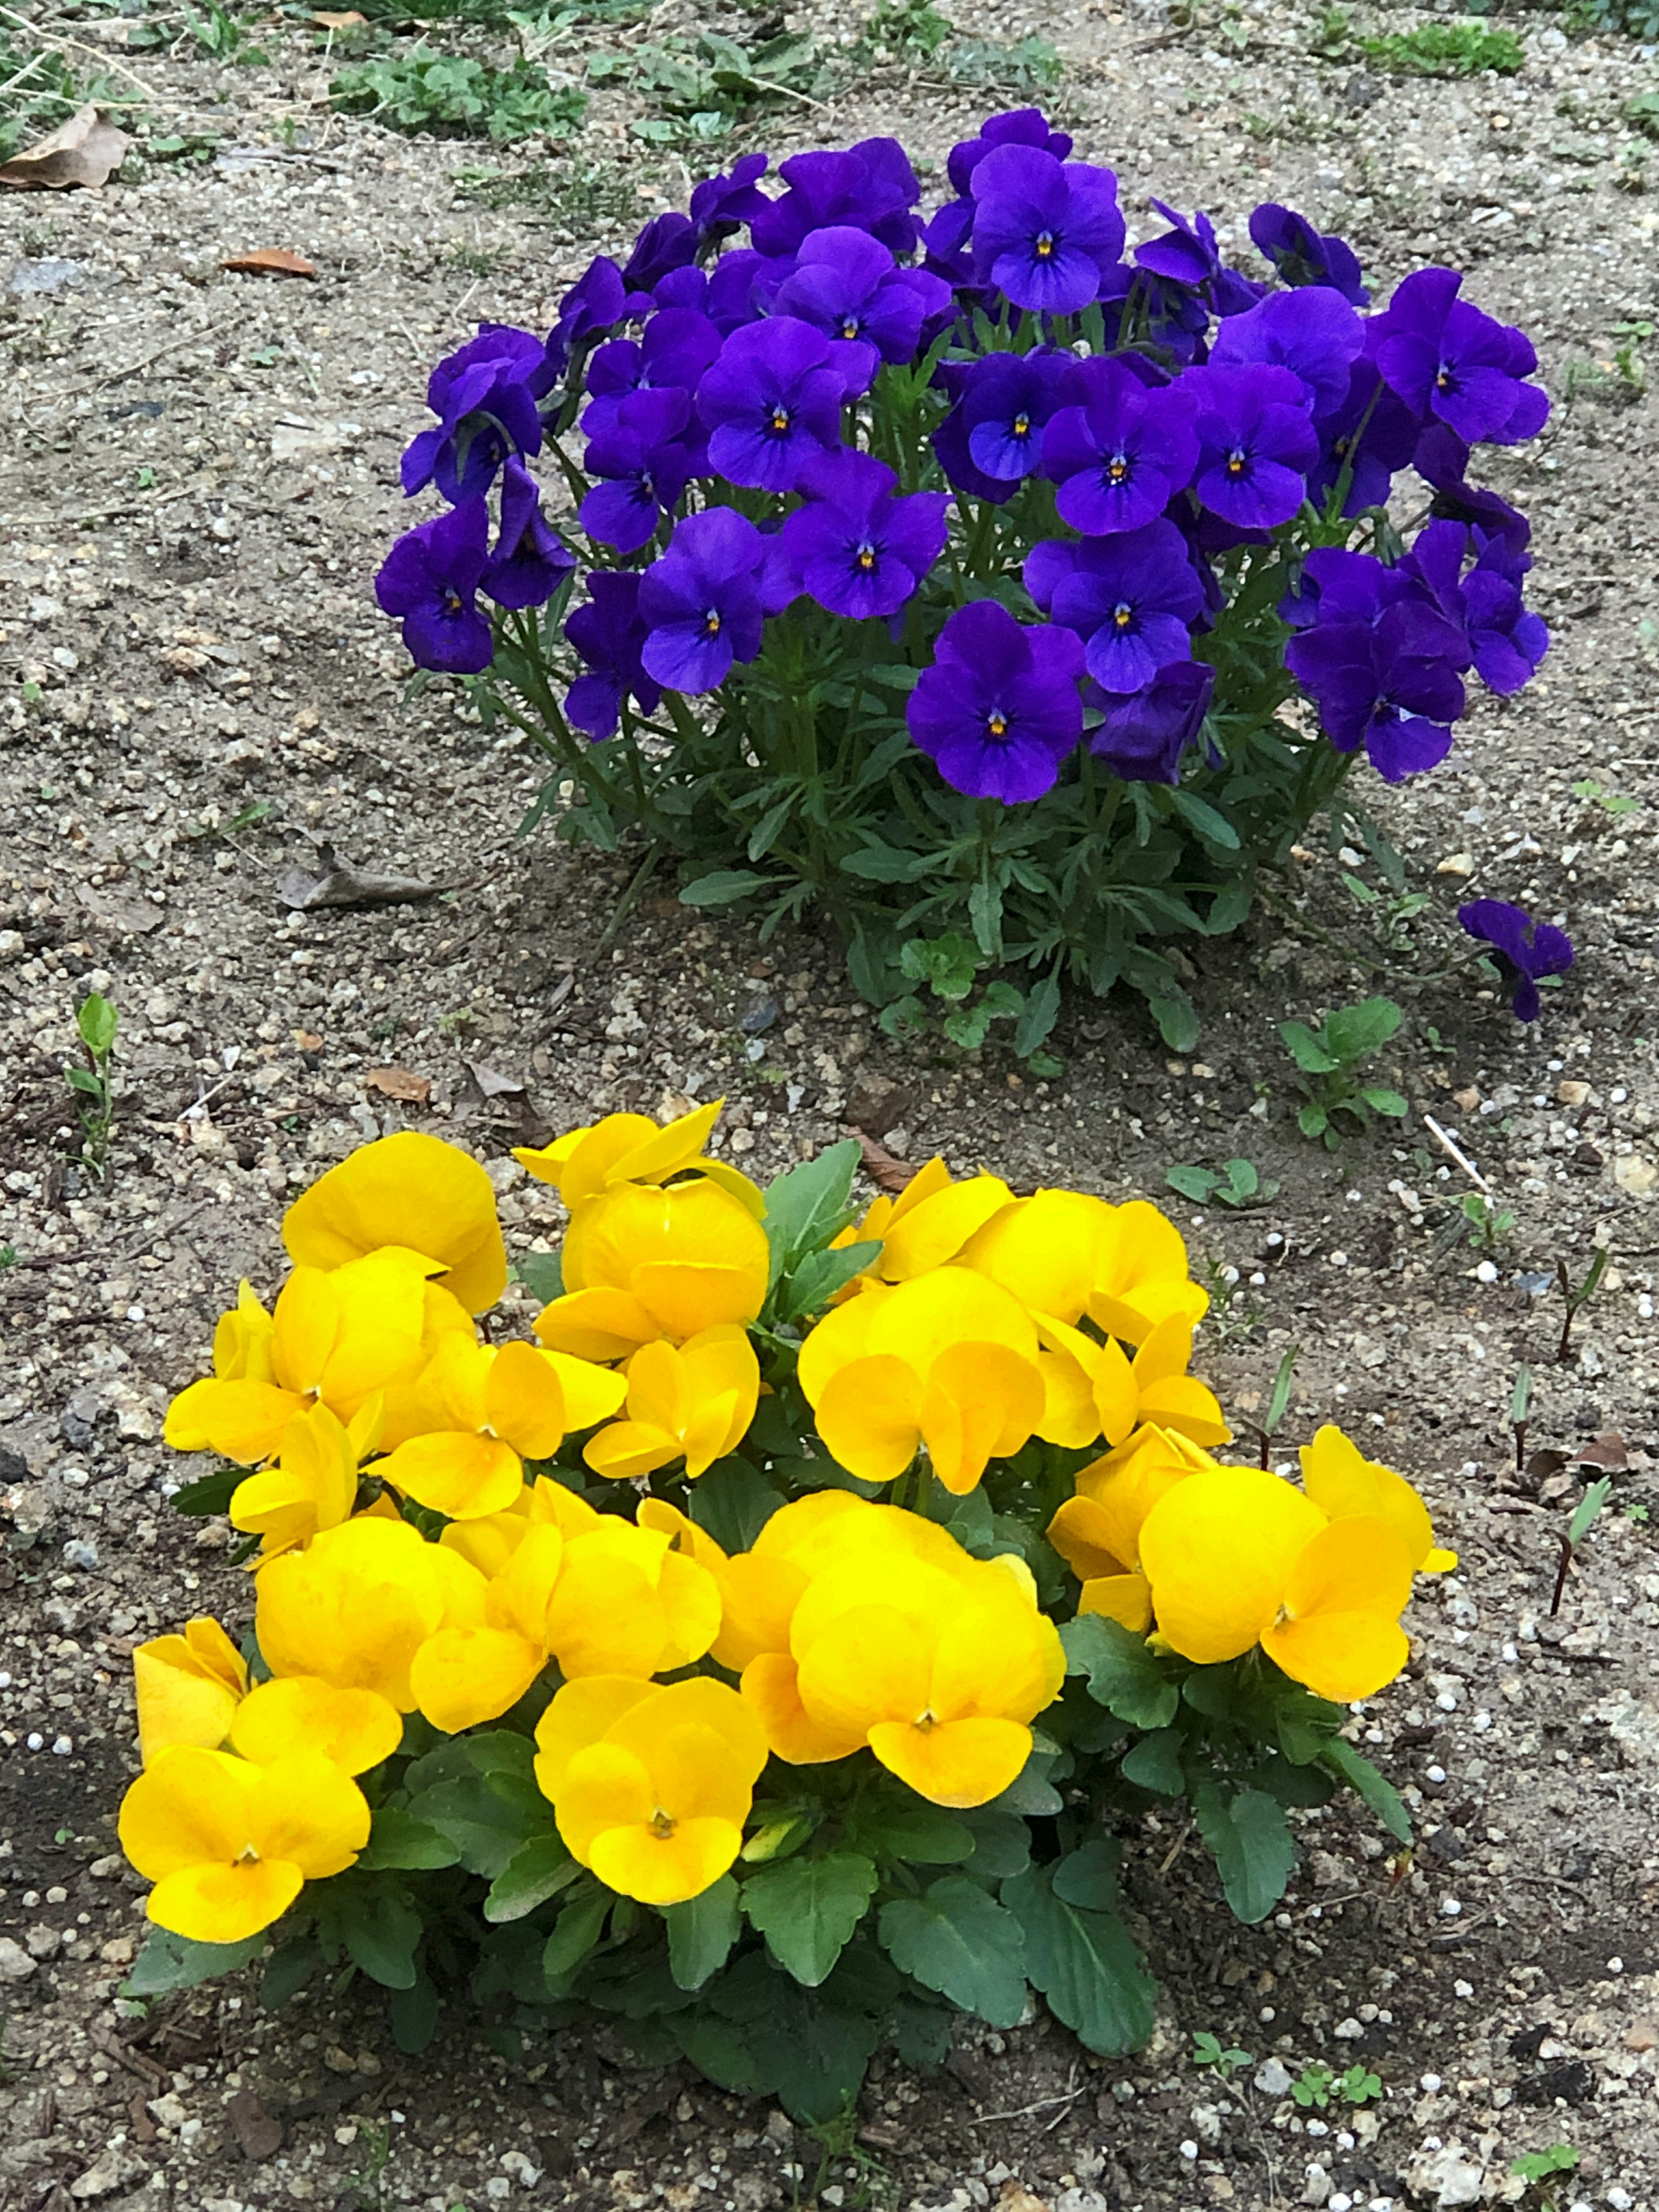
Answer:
[464, 1058, 524, 1100]
[1571, 1430, 1634, 1471]
[222, 248, 319, 279]
[365, 1066, 430, 1104]
[0, 104, 129, 193]
[226, 2088, 284, 2162]
[276, 841, 438, 912]
[849, 1125, 916, 1195]
[294, 1030, 323, 1052]
[311, 7, 366, 21]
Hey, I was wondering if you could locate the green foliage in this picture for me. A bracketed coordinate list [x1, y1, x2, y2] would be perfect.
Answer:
[946, 33, 1061, 86]
[1571, 775, 1643, 814]
[1278, 995, 1408, 1147]
[589, 29, 828, 143]
[1338, 2063, 1383, 2105]
[182, 0, 270, 64]
[1459, 1190, 1516, 1253]
[1359, 19, 1523, 75]
[68, 992, 118, 1176]
[1570, 0, 1659, 42]
[1165, 1157, 1278, 1210]
[0, 30, 117, 163]
[1193, 2029, 1252, 2078]
[1513, 2144, 1579, 2196]
[877, 931, 1062, 1066]
[1293, 2061, 1335, 2109]
[860, 0, 955, 59]
[331, 49, 589, 140]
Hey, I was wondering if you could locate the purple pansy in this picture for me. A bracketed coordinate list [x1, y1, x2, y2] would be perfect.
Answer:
[578, 388, 706, 554]
[907, 600, 1086, 803]
[750, 140, 922, 260]
[622, 212, 697, 294]
[947, 106, 1074, 197]
[1038, 518, 1207, 693]
[773, 227, 953, 387]
[695, 317, 852, 493]
[1414, 424, 1532, 556]
[1089, 660, 1214, 784]
[1209, 286, 1365, 416]
[947, 350, 1072, 487]
[583, 308, 723, 438]
[1459, 899, 1573, 1022]
[1096, 262, 1211, 367]
[1042, 356, 1198, 534]
[1372, 268, 1550, 446]
[1308, 364, 1421, 516]
[689, 153, 771, 249]
[550, 256, 638, 362]
[1185, 363, 1320, 529]
[564, 571, 661, 739]
[637, 507, 775, 693]
[1462, 540, 1548, 694]
[375, 500, 494, 675]
[1248, 203, 1368, 306]
[1284, 549, 1472, 782]
[400, 325, 556, 503]
[781, 449, 949, 622]
[969, 144, 1126, 315]
[482, 458, 576, 611]
[1135, 202, 1263, 316]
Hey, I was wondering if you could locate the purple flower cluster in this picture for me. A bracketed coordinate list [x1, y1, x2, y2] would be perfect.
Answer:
[376, 105, 1551, 835]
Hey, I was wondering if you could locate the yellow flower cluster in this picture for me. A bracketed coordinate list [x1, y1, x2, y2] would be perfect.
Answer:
[1049, 1422, 1456, 1701]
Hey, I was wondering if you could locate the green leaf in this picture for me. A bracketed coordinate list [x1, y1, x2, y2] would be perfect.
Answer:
[1060, 1615, 1180, 1729]
[1165, 1164, 1218, 1205]
[388, 1967, 441, 2055]
[1321, 1738, 1413, 1844]
[76, 992, 118, 1058]
[862, 662, 922, 692]
[1002, 1860, 1154, 2056]
[664, 1875, 741, 1990]
[66, 1066, 105, 1094]
[1194, 1785, 1296, 1924]
[878, 1876, 1028, 2027]
[768, 1989, 881, 2124]
[356, 1807, 461, 1872]
[845, 1800, 976, 1866]
[513, 1249, 563, 1304]
[1280, 1021, 1339, 1075]
[340, 1884, 423, 1990]
[779, 1240, 882, 1320]
[889, 1996, 955, 2067]
[679, 868, 781, 907]
[1014, 972, 1062, 1056]
[1359, 1085, 1409, 1117]
[167, 1465, 244, 1517]
[484, 1833, 578, 1923]
[840, 842, 933, 881]
[674, 2011, 772, 2096]
[960, 1809, 1032, 1881]
[407, 1777, 542, 1880]
[1323, 995, 1402, 1064]
[1119, 1728, 1185, 1796]
[1297, 1102, 1329, 1139]
[761, 1138, 862, 1280]
[742, 1852, 879, 1988]
[990, 1751, 1063, 1817]
[687, 1456, 781, 1551]
[122, 1926, 266, 1997]
[1149, 988, 1200, 1054]
[1169, 788, 1241, 850]
[543, 1889, 611, 1986]
[260, 1933, 321, 2010]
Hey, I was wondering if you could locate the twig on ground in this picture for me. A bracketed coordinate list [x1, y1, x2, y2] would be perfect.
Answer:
[1422, 1112, 1494, 1195]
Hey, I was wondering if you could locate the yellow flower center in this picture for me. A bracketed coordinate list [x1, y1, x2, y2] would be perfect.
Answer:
[704, 609, 722, 637]
[1112, 601, 1133, 631]
[840, 316, 860, 339]
[770, 407, 791, 434]
[1108, 454, 1129, 482]
[1226, 447, 1247, 478]
[857, 542, 877, 571]
[1012, 411, 1031, 440]
[1034, 231, 1055, 260]
[235, 1842, 262, 1865]
[648, 1808, 677, 1839]
[986, 710, 1008, 739]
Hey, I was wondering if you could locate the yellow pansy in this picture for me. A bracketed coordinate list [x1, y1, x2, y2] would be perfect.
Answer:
[1033, 1312, 1230, 1454]
[377, 1338, 625, 1520]
[227, 1675, 403, 1776]
[583, 1325, 760, 1482]
[1137, 1466, 1328, 1665]
[959, 1189, 1116, 1325]
[165, 1249, 474, 1466]
[868, 1170, 1014, 1282]
[798, 1268, 1045, 1493]
[1260, 1517, 1415, 1701]
[256, 1515, 487, 1711]
[282, 1131, 508, 1315]
[534, 1178, 771, 1360]
[119, 1745, 369, 1944]
[229, 1399, 378, 1559]
[1087, 1200, 1209, 1345]
[1047, 1426, 1219, 1634]
[1300, 1424, 1458, 1573]
[133, 1618, 249, 1766]
[515, 1100, 761, 1214]
[536, 1676, 767, 1906]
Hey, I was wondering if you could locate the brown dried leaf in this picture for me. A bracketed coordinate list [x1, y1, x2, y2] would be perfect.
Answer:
[365, 1066, 431, 1104]
[0, 104, 129, 193]
[1571, 1430, 1637, 1471]
[227, 2088, 284, 2162]
[849, 1125, 916, 1195]
[311, 7, 367, 21]
[276, 842, 438, 912]
[222, 248, 319, 279]
[464, 1058, 524, 1100]
[1526, 1448, 1570, 1481]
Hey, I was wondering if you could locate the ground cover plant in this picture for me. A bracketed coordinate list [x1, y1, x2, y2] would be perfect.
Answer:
[119, 1107, 1455, 2119]
[375, 106, 1554, 1057]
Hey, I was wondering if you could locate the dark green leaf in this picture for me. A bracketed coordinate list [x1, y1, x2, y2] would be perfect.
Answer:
[1149, 988, 1201, 1054]
[1002, 1861, 1155, 2055]
[388, 1967, 441, 2055]
[1297, 1102, 1329, 1139]
[1194, 1785, 1296, 1924]
[356, 1807, 461, 1872]
[990, 1751, 1063, 1817]
[889, 1996, 955, 2067]
[845, 1800, 976, 1866]
[1165, 1164, 1218, 1205]
[664, 1875, 741, 1990]
[1119, 1728, 1185, 1796]
[66, 1065, 104, 1095]
[877, 1876, 1028, 2027]
[742, 1852, 879, 1988]
[1169, 788, 1241, 850]
[674, 2010, 772, 2095]
[168, 1465, 244, 1517]
[679, 869, 781, 907]
[840, 842, 934, 881]
[122, 1926, 266, 1997]
[1322, 1738, 1413, 1843]
[341, 1884, 423, 1990]
[407, 1777, 541, 1880]
[1324, 995, 1402, 1064]
[1280, 1021, 1339, 1075]
[1060, 1615, 1180, 1729]
[863, 663, 922, 691]
[1049, 1840, 1122, 1914]
[1360, 1085, 1408, 1117]
[779, 1240, 882, 1320]
[689, 1457, 781, 1551]
[513, 1249, 563, 1304]
[768, 1990, 880, 2124]
[260, 1933, 321, 2010]
[960, 1809, 1032, 1881]
[761, 1138, 862, 1279]
[1014, 972, 1061, 1056]
[543, 1889, 611, 1986]
[484, 1832, 578, 1922]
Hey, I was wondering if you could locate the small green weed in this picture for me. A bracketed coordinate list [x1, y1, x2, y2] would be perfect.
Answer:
[1459, 1190, 1516, 1253]
[1166, 1158, 1280, 1210]
[879, 933, 1062, 1071]
[1556, 1244, 1608, 1362]
[860, 0, 955, 60]
[1359, 20, 1523, 76]
[1278, 995, 1408, 1147]
[1628, 92, 1659, 141]
[67, 992, 118, 1177]
[454, 156, 641, 227]
[593, 30, 826, 144]
[1192, 2030, 1252, 2079]
[1243, 1344, 1299, 1468]
[945, 33, 1060, 87]
[1571, 774, 1643, 814]
[1570, 0, 1659, 42]
[1512, 2143, 1578, 2212]
[331, 49, 588, 140]
[1291, 2061, 1377, 2109]
[0, 30, 119, 162]
[180, 1, 270, 65]
[1337, 2063, 1383, 2105]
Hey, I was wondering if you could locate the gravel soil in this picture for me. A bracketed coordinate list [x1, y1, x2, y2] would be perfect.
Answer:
[5, 0, 1659, 2205]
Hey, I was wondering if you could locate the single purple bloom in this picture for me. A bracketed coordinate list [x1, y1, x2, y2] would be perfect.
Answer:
[780, 449, 949, 621]
[957, 349, 1072, 483]
[1308, 364, 1421, 516]
[1209, 286, 1365, 416]
[1373, 267, 1550, 446]
[1043, 356, 1198, 534]
[637, 506, 770, 693]
[583, 308, 723, 438]
[400, 324, 555, 502]
[1414, 423, 1532, 556]
[1089, 660, 1214, 785]
[579, 389, 705, 554]
[947, 106, 1074, 197]
[1398, 517, 1471, 631]
[750, 140, 922, 260]
[969, 144, 1126, 315]
[907, 600, 1086, 803]
[1096, 262, 1211, 367]
[564, 570, 662, 740]
[622, 212, 697, 294]
[1044, 518, 1206, 694]
[1458, 899, 1573, 1022]
[1185, 363, 1319, 529]
[1286, 594, 1468, 781]
[1462, 541, 1548, 695]
[1135, 201, 1263, 315]
[654, 266, 709, 315]
[375, 500, 493, 675]
[551, 256, 630, 359]
[689, 152, 771, 249]
[705, 249, 789, 335]
[1248, 203, 1368, 306]
[482, 458, 576, 611]
[921, 196, 977, 289]
[774, 226, 952, 386]
[695, 317, 851, 493]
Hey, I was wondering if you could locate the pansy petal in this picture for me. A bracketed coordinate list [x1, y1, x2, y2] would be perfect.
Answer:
[1078, 1570, 1154, 1634]
[229, 1678, 402, 1776]
[867, 1716, 1031, 1808]
[588, 1816, 742, 1906]
[410, 1626, 546, 1734]
[1262, 1612, 1410, 1703]
[815, 1355, 924, 1484]
[147, 1858, 302, 1945]
[378, 1431, 524, 1520]
[1138, 1467, 1328, 1664]
[740, 1653, 870, 1764]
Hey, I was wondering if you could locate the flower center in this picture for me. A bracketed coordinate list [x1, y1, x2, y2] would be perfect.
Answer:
[856, 541, 877, 571]
[234, 1843, 261, 1865]
[1034, 230, 1055, 260]
[1107, 453, 1130, 483]
[913, 1708, 939, 1732]
[1112, 601, 1134, 631]
[986, 709, 1009, 740]
[1012, 411, 1031, 440]
[840, 315, 861, 339]
[769, 406, 792, 435]
[1225, 445, 1248, 477]
[442, 589, 463, 614]
[1435, 366, 1453, 392]
[648, 1808, 676, 1839]
[703, 608, 722, 637]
